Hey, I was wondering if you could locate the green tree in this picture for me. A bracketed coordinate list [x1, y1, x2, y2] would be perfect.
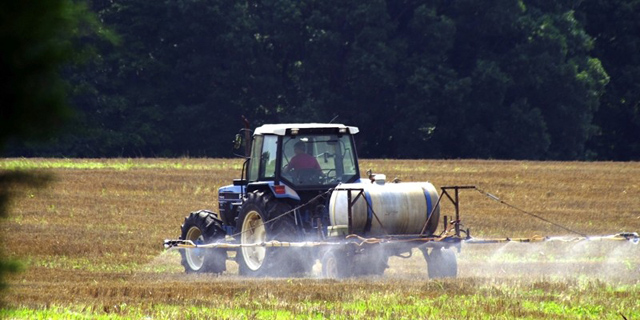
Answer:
[579, 0, 640, 160]
[69, 1, 260, 157]
[426, 0, 607, 159]
[0, 0, 102, 299]
[4, 0, 613, 160]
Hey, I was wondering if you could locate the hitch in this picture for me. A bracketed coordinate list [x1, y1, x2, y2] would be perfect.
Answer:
[163, 239, 195, 249]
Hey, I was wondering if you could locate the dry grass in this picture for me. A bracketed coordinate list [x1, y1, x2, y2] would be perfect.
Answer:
[1, 158, 639, 319]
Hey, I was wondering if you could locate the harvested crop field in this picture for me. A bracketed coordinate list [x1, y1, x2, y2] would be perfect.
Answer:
[1, 158, 639, 319]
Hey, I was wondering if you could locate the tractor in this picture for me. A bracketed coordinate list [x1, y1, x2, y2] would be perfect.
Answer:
[176, 123, 455, 278]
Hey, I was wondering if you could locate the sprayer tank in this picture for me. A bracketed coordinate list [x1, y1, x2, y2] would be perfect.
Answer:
[329, 182, 440, 236]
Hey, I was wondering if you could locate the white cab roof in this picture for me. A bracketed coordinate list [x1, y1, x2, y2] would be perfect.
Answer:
[253, 123, 359, 136]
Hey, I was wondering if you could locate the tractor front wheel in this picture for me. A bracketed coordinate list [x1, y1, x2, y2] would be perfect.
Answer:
[179, 210, 226, 274]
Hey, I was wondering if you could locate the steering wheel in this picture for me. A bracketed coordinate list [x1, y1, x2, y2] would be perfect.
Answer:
[281, 169, 293, 180]
[321, 169, 336, 184]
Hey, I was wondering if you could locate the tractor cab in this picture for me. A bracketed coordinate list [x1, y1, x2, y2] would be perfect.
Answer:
[217, 124, 361, 233]
[245, 124, 361, 192]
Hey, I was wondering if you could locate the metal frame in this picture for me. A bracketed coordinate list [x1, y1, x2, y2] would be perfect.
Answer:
[164, 184, 639, 251]
[423, 186, 476, 238]
[339, 185, 475, 239]
[338, 187, 387, 235]
[331, 185, 475, 252]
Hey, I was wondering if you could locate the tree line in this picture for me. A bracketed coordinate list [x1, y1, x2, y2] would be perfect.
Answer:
[6, 0, 640, 160]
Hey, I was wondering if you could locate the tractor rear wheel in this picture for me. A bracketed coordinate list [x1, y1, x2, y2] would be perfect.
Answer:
[423, 247, 457, 279]
[237, 191, 310, 277]
[269, 214, 315, 276]
[179, 210, 226, 274]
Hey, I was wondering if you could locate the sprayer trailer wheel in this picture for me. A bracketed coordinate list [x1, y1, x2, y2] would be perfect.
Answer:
[321, 249, 351, 278]
[423, 247, 457, 279]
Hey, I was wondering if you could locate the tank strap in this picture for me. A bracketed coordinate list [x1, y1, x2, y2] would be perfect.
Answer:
[363, 190, 373, 234]
[422, 187, 433, 220]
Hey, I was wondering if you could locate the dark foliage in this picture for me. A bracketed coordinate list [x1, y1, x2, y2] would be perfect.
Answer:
[0, 0, 102, 302]
[6, 0, 638, 160]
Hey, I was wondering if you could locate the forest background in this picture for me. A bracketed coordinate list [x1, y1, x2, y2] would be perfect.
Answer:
[5, 0, 640, 161]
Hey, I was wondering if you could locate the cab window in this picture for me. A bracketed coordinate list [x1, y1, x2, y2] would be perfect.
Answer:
[259, 135, 278, 179]
[281, 134, 357, 186]
[247, 135, 263, 182]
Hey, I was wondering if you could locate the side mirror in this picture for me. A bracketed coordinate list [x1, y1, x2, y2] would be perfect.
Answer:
[233, 134, 243, 150]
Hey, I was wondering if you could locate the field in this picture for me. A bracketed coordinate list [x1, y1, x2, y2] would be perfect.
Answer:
[1, 158, 639, 319]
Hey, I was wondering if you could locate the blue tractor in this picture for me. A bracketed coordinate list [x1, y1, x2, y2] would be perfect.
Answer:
[177, 123, 446, 278]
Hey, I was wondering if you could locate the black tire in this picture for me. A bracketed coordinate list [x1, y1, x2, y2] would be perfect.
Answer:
[351, 247, 388, 277]
[423, 247, 457, 279]
[321, 249, 352, 278]
[179, 210, 227, 274]
[237, 190, 310, 277]
[269, 215, 315, 276]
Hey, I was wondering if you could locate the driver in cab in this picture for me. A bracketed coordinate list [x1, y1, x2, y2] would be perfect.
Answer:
[283, 141, 321, 174]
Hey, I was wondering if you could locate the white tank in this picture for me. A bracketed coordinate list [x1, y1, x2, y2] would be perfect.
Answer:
[329, 181, 440, 236]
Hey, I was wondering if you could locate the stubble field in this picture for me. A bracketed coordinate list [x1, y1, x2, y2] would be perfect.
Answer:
[1, 158, 639, 319]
